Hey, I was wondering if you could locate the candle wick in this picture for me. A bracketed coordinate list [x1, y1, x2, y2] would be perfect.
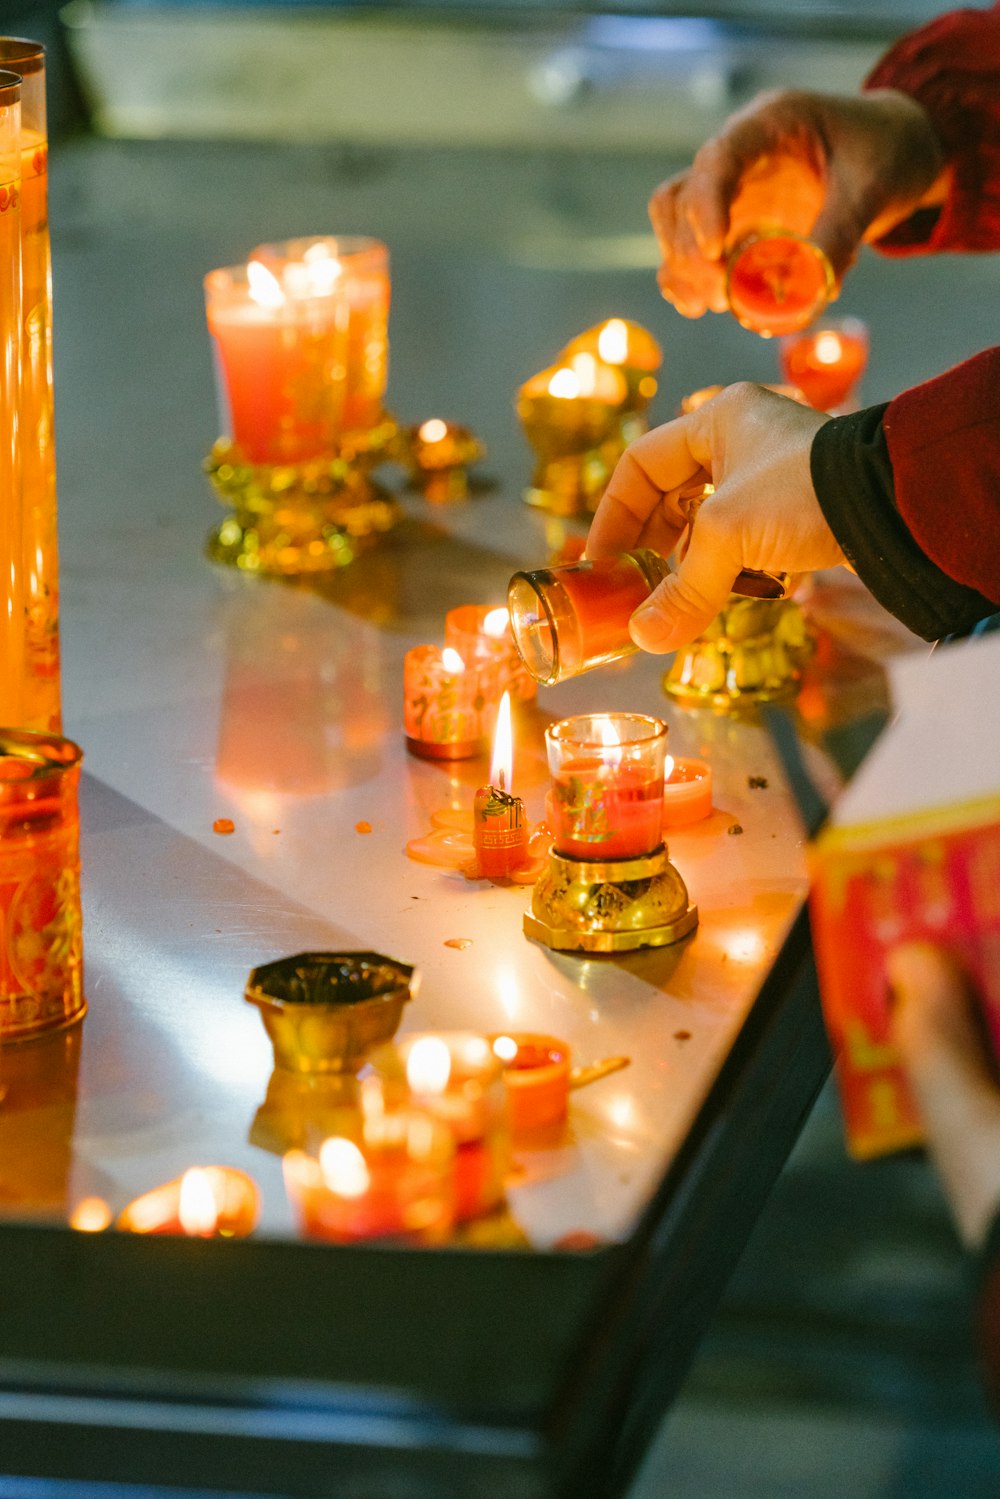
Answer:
[497, 769, 506, 793]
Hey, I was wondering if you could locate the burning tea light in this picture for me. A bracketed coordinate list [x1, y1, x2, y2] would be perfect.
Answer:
[779, 317, 869, 411]
[444, 604, 537, 704]
[282, 1107, 455, 1246]
[473, 692, 529, 879]
[662, 756, 713, 829]
[560, 318, 661, 413]
[403, 643, 500, 761]
[117, 1166, 260, 1238]
[401, 418, 485, 503]
[545, 713, 668, 862]
[490, 1032, 571, 1132]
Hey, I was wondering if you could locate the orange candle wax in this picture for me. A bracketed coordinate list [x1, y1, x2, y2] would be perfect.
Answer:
[491, 1032, 570, 1132]
[661, 756, 713, 829]
[473, 691, 530, 877]
[545, 713, 668, 862]
[780, 320, 869, 411]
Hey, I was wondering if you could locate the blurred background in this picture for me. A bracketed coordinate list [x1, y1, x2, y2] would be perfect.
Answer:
[5, 1, 1000, 1496]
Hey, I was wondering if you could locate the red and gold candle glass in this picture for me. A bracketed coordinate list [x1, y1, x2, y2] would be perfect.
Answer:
[545, 713, 668, 862]
[403, 644, 499, 761]
[490, 1032, 570, 1133]
[0, 39, 60, 732]
[0, 70, 26, 727]
[507, 549, 671, 686]
[0, 729, 84, 1041]
[117, 1166, 260, 1237]
[724, 155, 833, 337]
[252, 235, 390, 436]
[371, 1033, 509, 1222]
[444, 604, 536, 705]
[283, 1108, 454, 1246]
[473, 692, 529, 878]
[779, 317, 869, 412]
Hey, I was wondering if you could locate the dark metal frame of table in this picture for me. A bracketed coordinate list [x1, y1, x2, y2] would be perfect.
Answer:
[0, 903, 826, 1499]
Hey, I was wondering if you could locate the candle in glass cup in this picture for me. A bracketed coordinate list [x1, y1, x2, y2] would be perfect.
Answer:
[490, 1032, 571, 1132]
[0, 70, 26, 726]
[444, 604, 537, 704]
[724, 155, 833, 337]
[473, 692, 529, 878]
[545, 713, 668, 861]
[403, 644, 498, 760]
[661, 756, 713, 829]
[779, 317, 869, 411]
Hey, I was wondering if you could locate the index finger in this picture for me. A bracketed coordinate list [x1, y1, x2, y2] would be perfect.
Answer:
[586, 414, 709, 559]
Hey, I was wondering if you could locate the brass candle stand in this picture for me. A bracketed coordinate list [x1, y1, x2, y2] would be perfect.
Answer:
[665, 593, 814, 710]
[525, 844, 698, 954]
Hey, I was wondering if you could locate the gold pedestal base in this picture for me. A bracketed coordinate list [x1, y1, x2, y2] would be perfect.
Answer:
[522, 415, 646, 519]
[525, 845, 698, 953]
[204, 427, 402, 576]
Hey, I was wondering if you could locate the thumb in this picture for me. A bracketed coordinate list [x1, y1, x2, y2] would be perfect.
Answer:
[628, 522, 739, 653]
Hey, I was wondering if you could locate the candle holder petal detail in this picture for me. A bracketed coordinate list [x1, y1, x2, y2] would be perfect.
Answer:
[664, 594, 814, 710]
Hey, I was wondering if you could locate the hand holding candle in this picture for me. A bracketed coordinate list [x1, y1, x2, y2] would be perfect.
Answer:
[473, 692, 529, 879]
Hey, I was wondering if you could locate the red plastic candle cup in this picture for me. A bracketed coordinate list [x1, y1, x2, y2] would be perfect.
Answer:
[403, 644, 499, 761]
[117, 1166, 260, 1238]
[661, 756, 713, 830]
[473, 691, 530, 877]
[507, 549, 670, 686]
[282, 1109, 454, 1246]
[371, 1032, 509, 1221]
[490, 1032, 571, 1132]
[726, 230, 834, 338]
[779, 317, 869, 411]
[444, 604, 537, 704]
[545, 713, 668, 861]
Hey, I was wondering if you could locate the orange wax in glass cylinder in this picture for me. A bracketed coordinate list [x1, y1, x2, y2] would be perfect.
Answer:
[0, 729, 85, 1041]
[508, 549, 670, 686]
[661, 756, 713, 829]
[0, 70, 26, 726]
[724, 154, 833, 338]
[490, 1032, 570, 1132]
[779, 318, 869, 411]
[117, 1166, 260, 1237]
[545, 713, 668, 861]
[403, 644, 499, 761]
[283, 1110, 454, 1246]
[1, 40, 60, 732]
[252, 236, 390, 434]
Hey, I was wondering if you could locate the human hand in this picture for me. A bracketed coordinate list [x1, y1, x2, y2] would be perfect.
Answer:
[649, 88, 948, 318]
[586, 383, 840, 652]
[887, 942, 1000, 1250]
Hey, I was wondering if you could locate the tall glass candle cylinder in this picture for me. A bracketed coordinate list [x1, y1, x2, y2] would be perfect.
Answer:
[0, 70, 26, 727]
[0, 728, 85, 1040]
[0, 39, 60, 731]
[545, 713, 668, 861]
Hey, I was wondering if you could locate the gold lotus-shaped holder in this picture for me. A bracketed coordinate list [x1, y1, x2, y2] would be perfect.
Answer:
[244, 950, 416, 1074]
[525, 845, 698, 954]
[665, 594, 814, 711]
[205, 416, 402, 576]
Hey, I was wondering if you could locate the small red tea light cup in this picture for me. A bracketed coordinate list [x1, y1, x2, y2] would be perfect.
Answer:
[371, 1032, 509, 1221]
[473, 692, 530, 879]
[403, 644, 499, 761]
[444, 604, 537, 704]
[117, 1166, 260, 1238]
[779, 316, 869, 412]
[490, 1032, 571, 1132]
[661, 755, 713, 830]
[283, 1108, 455, 1246]
[544, 713, 668, 862]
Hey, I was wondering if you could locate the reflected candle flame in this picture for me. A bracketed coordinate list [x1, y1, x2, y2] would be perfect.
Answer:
[418, 418, 449, 444]
[482, 607, 509, 639]
[406, 1036, 453, 1095]
[70, 1197, 112, 1233]
[441, 647, 465, 675]
[597, 318, 629, 364]
[319, 1137, 371, 1199]
[570, 352, 599, 397]
[548, 367, 581, 400]
[814, 332, 843, 365]
[178, 1168, 220, 1236]
[246, 259, 286, 310]
[492, 1034, 519, 1064]
[490, 692, 514, 791]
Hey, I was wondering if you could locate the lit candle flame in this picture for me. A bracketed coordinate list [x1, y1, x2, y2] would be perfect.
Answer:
[319, 1137, 371, 1199]
[69, 1196, 112, 1233]
[300, 241, 343, 295]
[548, 367, 580, 400]
[664, 754, 675, 781]
[596, 715, 623, 771]
[441, 646, 465, 674]
[406, 1036, 453, 1095]
[570, 352, 599, 397]
[482, 606, 509, 639]
[490, 691, 514, 791]
[597, 318, 629, 364]
[246, 259, 286, 310]
[814, 332, 843, 365]
[492, 1034, 519, 1064]
[418, 418, 449, 444]
[178, 1167, 220, 1236]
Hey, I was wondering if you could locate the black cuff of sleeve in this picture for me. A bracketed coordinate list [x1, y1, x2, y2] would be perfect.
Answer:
[810, 406, 999, 641]
[973, 1203, 1000, 1298]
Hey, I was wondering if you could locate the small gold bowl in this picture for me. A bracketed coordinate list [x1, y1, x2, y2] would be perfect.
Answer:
[245, 951, 417, 1074]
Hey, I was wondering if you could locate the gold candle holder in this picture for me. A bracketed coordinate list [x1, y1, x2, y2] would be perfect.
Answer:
[516, 356, 628, 518]
[394, 418, 485, 504]
[559, 317, 661, 426]
[664, 593, 814, 710]
[525, 713, 697, 953]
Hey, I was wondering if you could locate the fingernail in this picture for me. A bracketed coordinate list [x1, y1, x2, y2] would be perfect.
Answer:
[629, 603, 662, 650]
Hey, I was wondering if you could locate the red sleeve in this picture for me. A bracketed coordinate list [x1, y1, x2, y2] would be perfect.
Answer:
[883, 346, 1000, 603]
[864, 3, 1000, 254]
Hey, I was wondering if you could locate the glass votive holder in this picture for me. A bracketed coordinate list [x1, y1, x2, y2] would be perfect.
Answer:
[403, 644, 500, 760]
[507, 549, 671, 686]
[726, 230, 834, 338]
[0, 729, 85, 1041]
[489, 1032, 571, 1133]
[545, 713, 668, 861]
[283, 1107, 455, 1246]
[779, 316, 869, 412]
[370, 1032, 509, 1221]
[443, 604, 537, 704]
